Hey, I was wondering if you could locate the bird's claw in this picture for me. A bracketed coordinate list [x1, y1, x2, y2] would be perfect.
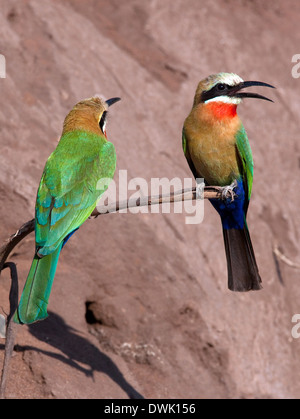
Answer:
[221, 180, 237, 202]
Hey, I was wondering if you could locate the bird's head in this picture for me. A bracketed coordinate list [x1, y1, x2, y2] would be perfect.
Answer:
[193, 72, 275, 108]
[63, 96, 121, 137]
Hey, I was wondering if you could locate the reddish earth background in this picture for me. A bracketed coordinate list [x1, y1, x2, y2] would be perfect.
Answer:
[0, 0, 300, 399]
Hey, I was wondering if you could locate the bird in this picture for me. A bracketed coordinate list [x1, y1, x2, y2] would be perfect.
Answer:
[182, 73, 274, 291]
[14, 96, 120, 324]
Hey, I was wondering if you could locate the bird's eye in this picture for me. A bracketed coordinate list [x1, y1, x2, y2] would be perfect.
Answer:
[217, 83, 226, 90]
[99, 111, 107, 134]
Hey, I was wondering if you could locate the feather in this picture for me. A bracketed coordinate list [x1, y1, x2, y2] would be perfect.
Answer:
[223, 224, 262, 291]
[14, 243, 63, 324]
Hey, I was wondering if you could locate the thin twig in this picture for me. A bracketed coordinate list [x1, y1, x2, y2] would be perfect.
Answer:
[273, 244, 300, 269]
[91, 185, 222, 216]
[0, 262, 19, 399]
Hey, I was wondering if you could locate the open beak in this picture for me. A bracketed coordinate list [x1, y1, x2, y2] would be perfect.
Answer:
[228, 81, 275, 102]
[105, 97, 121, 107]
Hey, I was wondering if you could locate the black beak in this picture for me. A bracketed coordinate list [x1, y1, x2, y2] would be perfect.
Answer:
[105, 97, 121, 107]
[228, 81, 275, 102]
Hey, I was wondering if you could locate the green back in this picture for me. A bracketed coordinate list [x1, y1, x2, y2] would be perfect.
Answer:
[35, 130, 116, 255]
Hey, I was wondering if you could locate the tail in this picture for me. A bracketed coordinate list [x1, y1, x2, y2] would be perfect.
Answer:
[14, 244, 62, 324]
[222, 224, 262, 292]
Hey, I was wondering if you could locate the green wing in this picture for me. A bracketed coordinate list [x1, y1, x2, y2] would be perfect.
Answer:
[35, 130, 116, 255]
[235, 124, 253, 203]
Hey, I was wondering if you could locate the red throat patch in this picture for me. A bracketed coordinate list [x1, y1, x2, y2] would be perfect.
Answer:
[206, 102, 237, 119]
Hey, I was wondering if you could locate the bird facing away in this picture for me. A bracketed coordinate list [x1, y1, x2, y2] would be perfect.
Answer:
[14, 96, 120, 324]
[182, 73, 274, 291]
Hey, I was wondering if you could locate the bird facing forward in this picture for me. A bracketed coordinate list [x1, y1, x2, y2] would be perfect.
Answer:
[14, 96, 120, 324]
[182, 73, 274, 291]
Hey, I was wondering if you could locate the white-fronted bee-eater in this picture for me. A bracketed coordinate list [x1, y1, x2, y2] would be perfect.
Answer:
[182, 73, 274, 291]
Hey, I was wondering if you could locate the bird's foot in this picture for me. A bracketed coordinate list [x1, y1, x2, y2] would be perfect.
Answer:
[221, 180, 237, 202]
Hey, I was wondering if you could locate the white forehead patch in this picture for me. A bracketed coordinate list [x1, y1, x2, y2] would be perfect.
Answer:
[216, 72, 244, 86]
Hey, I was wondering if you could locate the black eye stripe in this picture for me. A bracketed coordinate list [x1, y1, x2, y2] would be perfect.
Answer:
[99, 111, 107, 132]
[201, 83, 233, 102]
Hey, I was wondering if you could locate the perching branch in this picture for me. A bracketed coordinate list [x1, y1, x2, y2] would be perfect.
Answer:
[0, 185, 224, 269]
[91, 185, 223, 216]
[0, 219, 35, 272]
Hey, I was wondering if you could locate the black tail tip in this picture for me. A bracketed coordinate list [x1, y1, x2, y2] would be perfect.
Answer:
[228, 276, 262, 292]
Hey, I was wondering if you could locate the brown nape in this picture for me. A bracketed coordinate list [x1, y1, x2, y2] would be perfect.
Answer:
[62, 97, 107, 135]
